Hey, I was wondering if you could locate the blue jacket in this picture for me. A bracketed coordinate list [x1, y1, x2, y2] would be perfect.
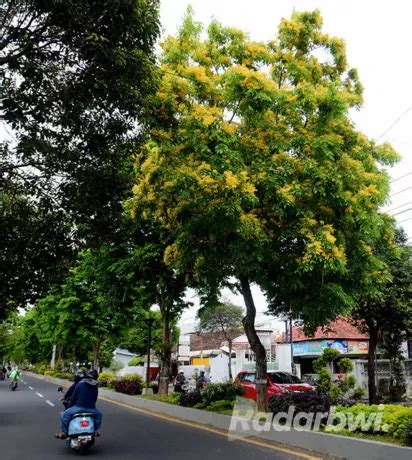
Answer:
[71, 379, 98, 409]
[64, 382, 78, 408]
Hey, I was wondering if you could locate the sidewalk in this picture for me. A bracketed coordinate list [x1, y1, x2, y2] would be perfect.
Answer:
[27, 372, 412, 460]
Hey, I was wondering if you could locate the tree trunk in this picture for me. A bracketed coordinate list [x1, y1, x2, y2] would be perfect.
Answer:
[72, 347, 77, 371]
[228, 338, 233, 382]
[57, 345, 64, 369]
[158, 304, 171, 397]
[240, 276, 268, 412]
[367, 327, 378, 404]
[92, 341, 100, 370]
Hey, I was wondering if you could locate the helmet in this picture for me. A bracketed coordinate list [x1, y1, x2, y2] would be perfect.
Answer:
[74, 370, 86, 383]
[87, 369, 98, 380]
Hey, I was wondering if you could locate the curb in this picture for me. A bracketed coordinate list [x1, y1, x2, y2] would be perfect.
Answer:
[26, 372, 412, 460]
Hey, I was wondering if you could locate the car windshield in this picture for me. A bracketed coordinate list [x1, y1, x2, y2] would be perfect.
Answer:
[268, 372, 302, 384]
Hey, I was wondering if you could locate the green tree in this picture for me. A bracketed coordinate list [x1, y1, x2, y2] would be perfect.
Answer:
[0, 0, 160, 317]
[0, 321, 11, 362]
[32, 247, 139, 369]
[118, 221, 190, 395]
[352, 226, 412, 403]
[0, 190, 74, 320]
[130, 9, 397, 410]
[198, 301, 243, 381]
[4, 310, 51, 364]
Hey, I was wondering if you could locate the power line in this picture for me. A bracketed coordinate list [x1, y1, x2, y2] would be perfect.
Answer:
[390, 186, 412, 198]
[398, 217, 412, 224]
[386, 201, 412, 213]
[377, 105, 412, 141]
[390, 207, 412, 217]
[391, 171, 412, 183]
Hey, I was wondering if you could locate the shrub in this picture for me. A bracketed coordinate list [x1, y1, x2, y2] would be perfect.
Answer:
[32, 363, 48, 374]
[329, 383, 342, 398]
[405, 417, 412, 444]
[113, 374, 143, 395]
[110, 360, 124, 374]
[43, 369, 72, 380]
[159, 392, 181, 405]
[352, 387, 366, 400]
[179, 391, 202, 407]
[205, 400, 234, 412]
[200, 383, 245, 408]
[317, 368, 332, 393]
[98, 371, 115, 388]
[128, 357, 143, 366]
[54, 371, 73, 380]
[270, 392, 333, 424]
[333, 403, 412, 444]
[337, 358, 353, 374]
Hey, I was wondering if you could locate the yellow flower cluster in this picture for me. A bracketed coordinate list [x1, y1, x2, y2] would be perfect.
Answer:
[190, 103, 221, 127]
[224, 170, 239, 188]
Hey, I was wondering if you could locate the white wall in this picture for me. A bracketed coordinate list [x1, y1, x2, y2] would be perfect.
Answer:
[276, 344, 292, 372]
[210, 353, 237, 382]
[119, 363, 159, 377]
[119, 366, 146, 377]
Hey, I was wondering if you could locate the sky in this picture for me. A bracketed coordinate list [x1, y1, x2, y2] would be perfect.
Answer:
[159, 0, 412, 333]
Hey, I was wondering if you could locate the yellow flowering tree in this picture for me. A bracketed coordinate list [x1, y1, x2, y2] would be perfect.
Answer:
[130, 9, 398, 410]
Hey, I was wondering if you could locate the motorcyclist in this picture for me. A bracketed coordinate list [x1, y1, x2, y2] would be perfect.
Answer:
[60, 370, 86, 409]
[174, 371, 186, 393]
[196, 371, 209, 389]
[0, 365, 6, 380]
[9, 367, 21, 381]
[56, 370, 102, 439]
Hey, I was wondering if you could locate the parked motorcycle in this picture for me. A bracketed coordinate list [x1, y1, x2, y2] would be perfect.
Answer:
[0, 371, 5, 381]
[58, 386, 96, 455]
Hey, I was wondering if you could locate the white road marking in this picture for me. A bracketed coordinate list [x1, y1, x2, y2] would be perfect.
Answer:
[29, 386, 34, 390]
[35, 392, 44, 398]
[46, 400, 55, 407]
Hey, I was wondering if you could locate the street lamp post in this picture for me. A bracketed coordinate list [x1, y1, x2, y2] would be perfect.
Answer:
[144, 317, 155, 386]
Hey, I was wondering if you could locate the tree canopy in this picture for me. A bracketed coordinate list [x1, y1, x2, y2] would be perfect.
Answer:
[351, 226, 412, 402]
[0, 0, 161, 316]
[130, 9, 399, 410]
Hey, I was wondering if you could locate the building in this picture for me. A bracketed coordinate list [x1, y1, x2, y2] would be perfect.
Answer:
[177, 326, 279, 382]
[275, 317, 370, 376]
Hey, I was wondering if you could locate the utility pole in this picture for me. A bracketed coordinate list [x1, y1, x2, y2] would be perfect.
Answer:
[289, 316, 295, 375]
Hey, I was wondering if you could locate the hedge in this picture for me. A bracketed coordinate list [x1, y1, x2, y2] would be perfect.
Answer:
[333, 403, 412, 444]
[112, 374, 143, 395]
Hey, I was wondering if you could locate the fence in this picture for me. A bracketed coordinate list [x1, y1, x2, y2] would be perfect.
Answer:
[352, 359, 412, 398]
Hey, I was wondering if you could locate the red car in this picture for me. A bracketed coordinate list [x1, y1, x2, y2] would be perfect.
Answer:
[235, 371, 314, 402]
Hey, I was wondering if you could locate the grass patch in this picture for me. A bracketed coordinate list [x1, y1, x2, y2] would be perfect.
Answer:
[320, 428, 410, 447]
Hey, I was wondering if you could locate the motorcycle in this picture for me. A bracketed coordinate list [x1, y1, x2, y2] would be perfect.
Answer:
[0, 371, 5, 381]
[58, 386, 96, 455]
[10, 379, 18, 391]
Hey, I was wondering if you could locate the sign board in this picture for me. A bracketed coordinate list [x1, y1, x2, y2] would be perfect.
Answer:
[293, 339, 369, 356]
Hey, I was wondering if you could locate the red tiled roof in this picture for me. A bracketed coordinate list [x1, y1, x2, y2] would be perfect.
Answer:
[276, 317, 368, 343]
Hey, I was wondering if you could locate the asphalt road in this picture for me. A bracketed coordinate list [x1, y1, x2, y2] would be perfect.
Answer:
[0, 373, 310, 460]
